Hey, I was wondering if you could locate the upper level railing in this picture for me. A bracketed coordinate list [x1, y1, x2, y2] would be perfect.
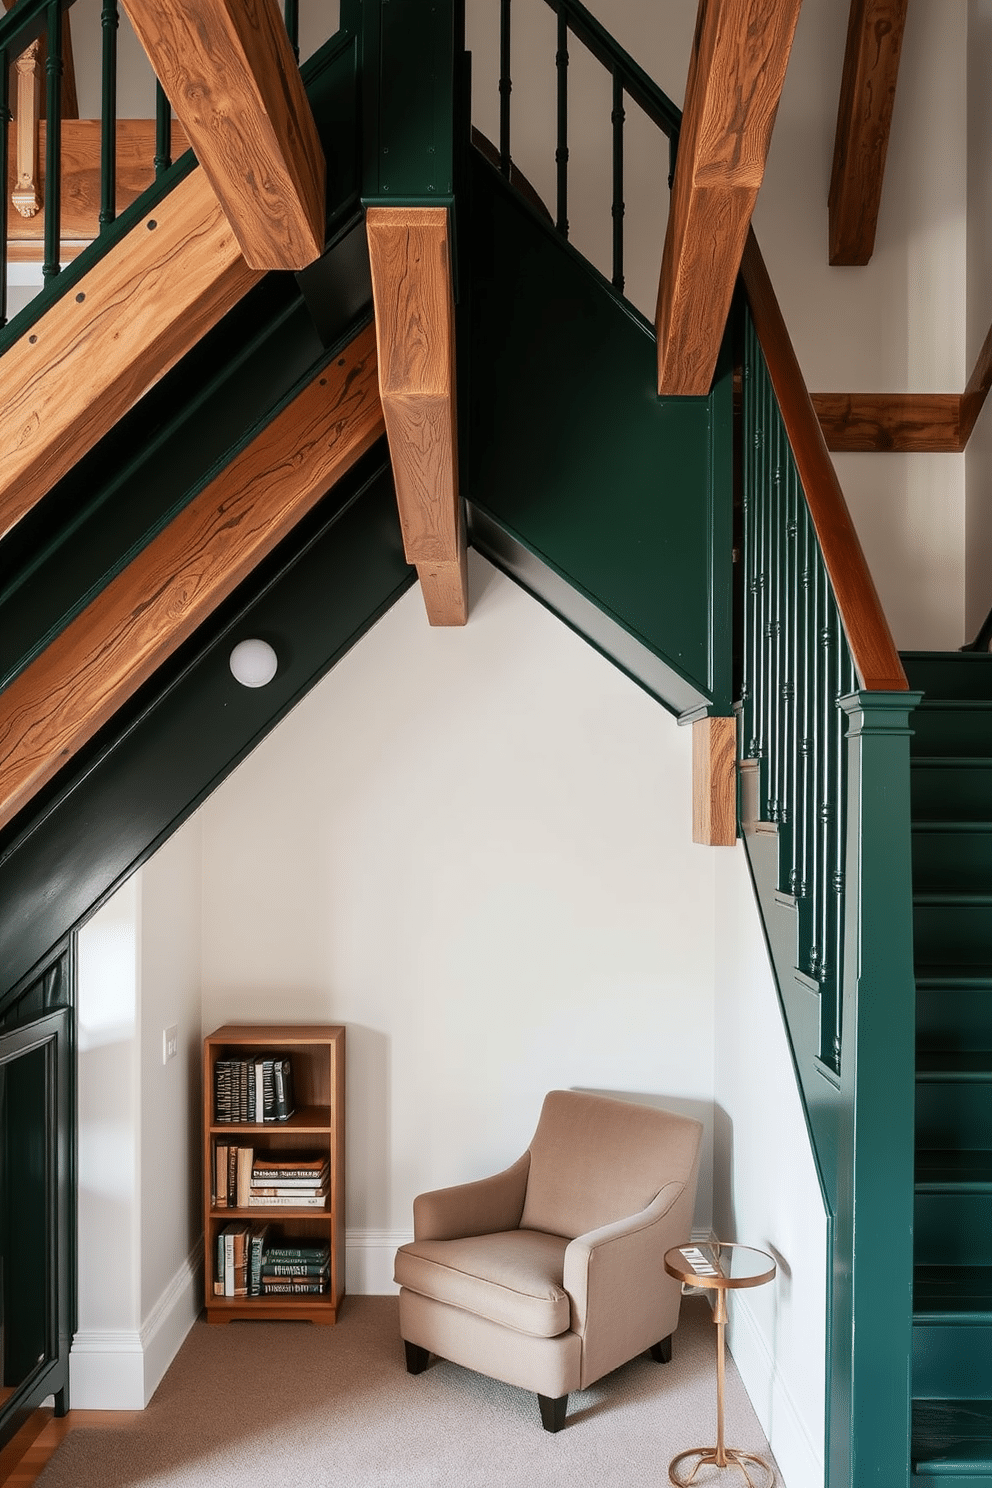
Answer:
[0, 0, 308, 337]
[490, 0, 679, 306]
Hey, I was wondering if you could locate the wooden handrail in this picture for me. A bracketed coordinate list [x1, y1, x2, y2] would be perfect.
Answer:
[740, 229, 907, 692]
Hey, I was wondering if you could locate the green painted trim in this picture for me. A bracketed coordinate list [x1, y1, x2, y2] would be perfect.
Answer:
[359, 0, 458, 202]
[830, 690, 921, 1488]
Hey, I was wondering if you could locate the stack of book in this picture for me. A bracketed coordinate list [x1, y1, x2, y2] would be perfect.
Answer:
[214, 1055, 294, 1123]
[215, 1226, 330, 1297]
[259, 1239, 330, 1296]
[213, 1147, 329, 1209]
[250, 1154, 329, 1208]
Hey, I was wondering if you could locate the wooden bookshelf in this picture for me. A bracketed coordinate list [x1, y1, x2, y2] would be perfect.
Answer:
[202, 1024, 345, 1324]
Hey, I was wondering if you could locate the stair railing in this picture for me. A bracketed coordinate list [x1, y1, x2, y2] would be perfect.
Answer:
[738, 232, 909, 1075]
[495, 0, 679, 298]
[0, 0, 305, 339]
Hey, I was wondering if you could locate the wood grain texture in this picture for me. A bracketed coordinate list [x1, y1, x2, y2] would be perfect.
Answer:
[828, 0, 908, 266]
[366, 206, 467, 625]
[741, 230, 907, 692]
[0, 164, 260, 542]
[655, 0, 802, 395]
[811, 392, 963, 452]
[5, 119, 191, 256]
[119, 0, 325, 270]
[0, 324, 384, 832]
[692, 715, 737, 845]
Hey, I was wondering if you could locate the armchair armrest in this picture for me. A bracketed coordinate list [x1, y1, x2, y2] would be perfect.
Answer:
[412, 1151, 531, 1241]
[563, 1177, 695, 1388]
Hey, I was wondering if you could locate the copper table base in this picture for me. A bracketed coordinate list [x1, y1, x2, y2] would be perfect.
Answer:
[669, 1444, 776, 1487]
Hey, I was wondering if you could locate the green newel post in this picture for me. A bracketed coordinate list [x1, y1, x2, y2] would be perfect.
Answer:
[356, 0, 459, 209]
[831, 690, 921, 1488]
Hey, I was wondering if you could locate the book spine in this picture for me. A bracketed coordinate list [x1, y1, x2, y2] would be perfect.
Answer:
[262, 1261, 330, 1277]
[247, 1194, 327, 1207]
[265, 1247, 330, 1262]
[260, 1279, 327, 1294]
[224, 1231, 234, 1297]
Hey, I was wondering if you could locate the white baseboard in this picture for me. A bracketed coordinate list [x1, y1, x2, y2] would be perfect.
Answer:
[346, 1229, 411, 1295]
[70, 1247, 202, 1410]
[726, 1291, 824, 1488]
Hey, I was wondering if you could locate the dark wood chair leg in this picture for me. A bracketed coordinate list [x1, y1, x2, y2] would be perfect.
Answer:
[650, 1333, 673, 1364]
[538, 1393, 567, 1432]
[404, 1340, 430, 1374]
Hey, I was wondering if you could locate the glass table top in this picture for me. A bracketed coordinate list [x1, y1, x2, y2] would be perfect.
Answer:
[664, 1242, 776, 1289]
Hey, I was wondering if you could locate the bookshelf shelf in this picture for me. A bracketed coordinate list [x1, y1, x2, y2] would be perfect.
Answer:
[202, 1023, 345, 1325]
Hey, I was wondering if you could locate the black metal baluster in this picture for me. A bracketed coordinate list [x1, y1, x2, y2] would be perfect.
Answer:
[284, 0, 299, 61]
[0, 46, 9, 327]
[100, 0, 118, 232]
[499, 0, 511, 179]
[555, 8, 568, 238]
[154, 79, 171, 176]
[43, 0, 62, 282]
[611, 70, 624, 292]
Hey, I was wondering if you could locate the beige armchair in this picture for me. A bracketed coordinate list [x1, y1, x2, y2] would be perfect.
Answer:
[394, 1089, 703, 1431]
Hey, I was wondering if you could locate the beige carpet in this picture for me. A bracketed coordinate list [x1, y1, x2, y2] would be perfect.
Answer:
[37, 1295, 780, 1487]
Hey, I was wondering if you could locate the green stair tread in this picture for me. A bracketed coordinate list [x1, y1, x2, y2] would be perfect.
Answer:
[916, 1150, 992, 1190]
[914, 822, 992, 834]
[914, 1266, 992, 1320]
[916, 970, 992, 990]
[915, 892, 992, 906]
[913, 1400, 992, 1473]
[916, 1051, 992, 1079]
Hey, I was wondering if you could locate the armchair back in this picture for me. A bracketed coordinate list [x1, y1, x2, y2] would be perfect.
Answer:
[519, 1090, 702, 1239]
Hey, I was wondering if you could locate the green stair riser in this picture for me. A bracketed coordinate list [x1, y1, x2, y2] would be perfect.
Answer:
[913, 1396, 992, 1481]
[914, 1326, 992, 1400]
[916, 1195, 992, 1266]
[916, 1083, 992, 1152]
[912, 762, 992, 822]
[914, 903, 992, 967]
[903, 652, 992, 700]
[913, 827, 992, 894]
[918, 986, 992, 1052]
[912, 707, 992, 759]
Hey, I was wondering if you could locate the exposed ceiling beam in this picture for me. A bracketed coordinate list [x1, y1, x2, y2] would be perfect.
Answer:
[656, 0, 802, 396]
[828, 0, 907, 266]
[812, 316, 992, 452]
[812, 393, 963, 452]
[366, 206, 467, 626]
[0, 324, 384, 833]
[119, 0, 325, 271]
[0, 165, 261, 542]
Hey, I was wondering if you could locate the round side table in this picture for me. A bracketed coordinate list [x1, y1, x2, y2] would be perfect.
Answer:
[664, 1242, 777, 1488]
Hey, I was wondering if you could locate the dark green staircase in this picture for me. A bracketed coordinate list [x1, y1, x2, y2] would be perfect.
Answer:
[904, 651, 992, 1484]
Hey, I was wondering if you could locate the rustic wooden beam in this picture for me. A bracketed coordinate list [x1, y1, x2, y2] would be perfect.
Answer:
[656, 0, 802, 396]
[692, 716, 737, 846]
[811, 392, 963, 452]
[0, 325, 384, 833]
[5, 118, 190, 258]
[0, 165, 260, 541]
[119, 0, 325, 271]
[741, 231, 907, 691]
[366, 205, 467, 626]
[828, 0, 908, 266]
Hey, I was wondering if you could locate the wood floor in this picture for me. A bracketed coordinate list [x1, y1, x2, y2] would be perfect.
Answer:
[0, 1408, 140, 1486]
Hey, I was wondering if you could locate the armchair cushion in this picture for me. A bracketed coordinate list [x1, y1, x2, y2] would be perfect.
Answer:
[395, 1228, 571, 1337]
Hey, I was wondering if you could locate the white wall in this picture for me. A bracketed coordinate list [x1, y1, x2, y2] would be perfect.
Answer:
[73, 826, 203, 1409]
[713, 850, 829, 1488]
[198, 554, 718, 1288]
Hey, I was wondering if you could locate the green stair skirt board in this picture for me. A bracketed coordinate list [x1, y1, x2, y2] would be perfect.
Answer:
[464, 149, 732, 721]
